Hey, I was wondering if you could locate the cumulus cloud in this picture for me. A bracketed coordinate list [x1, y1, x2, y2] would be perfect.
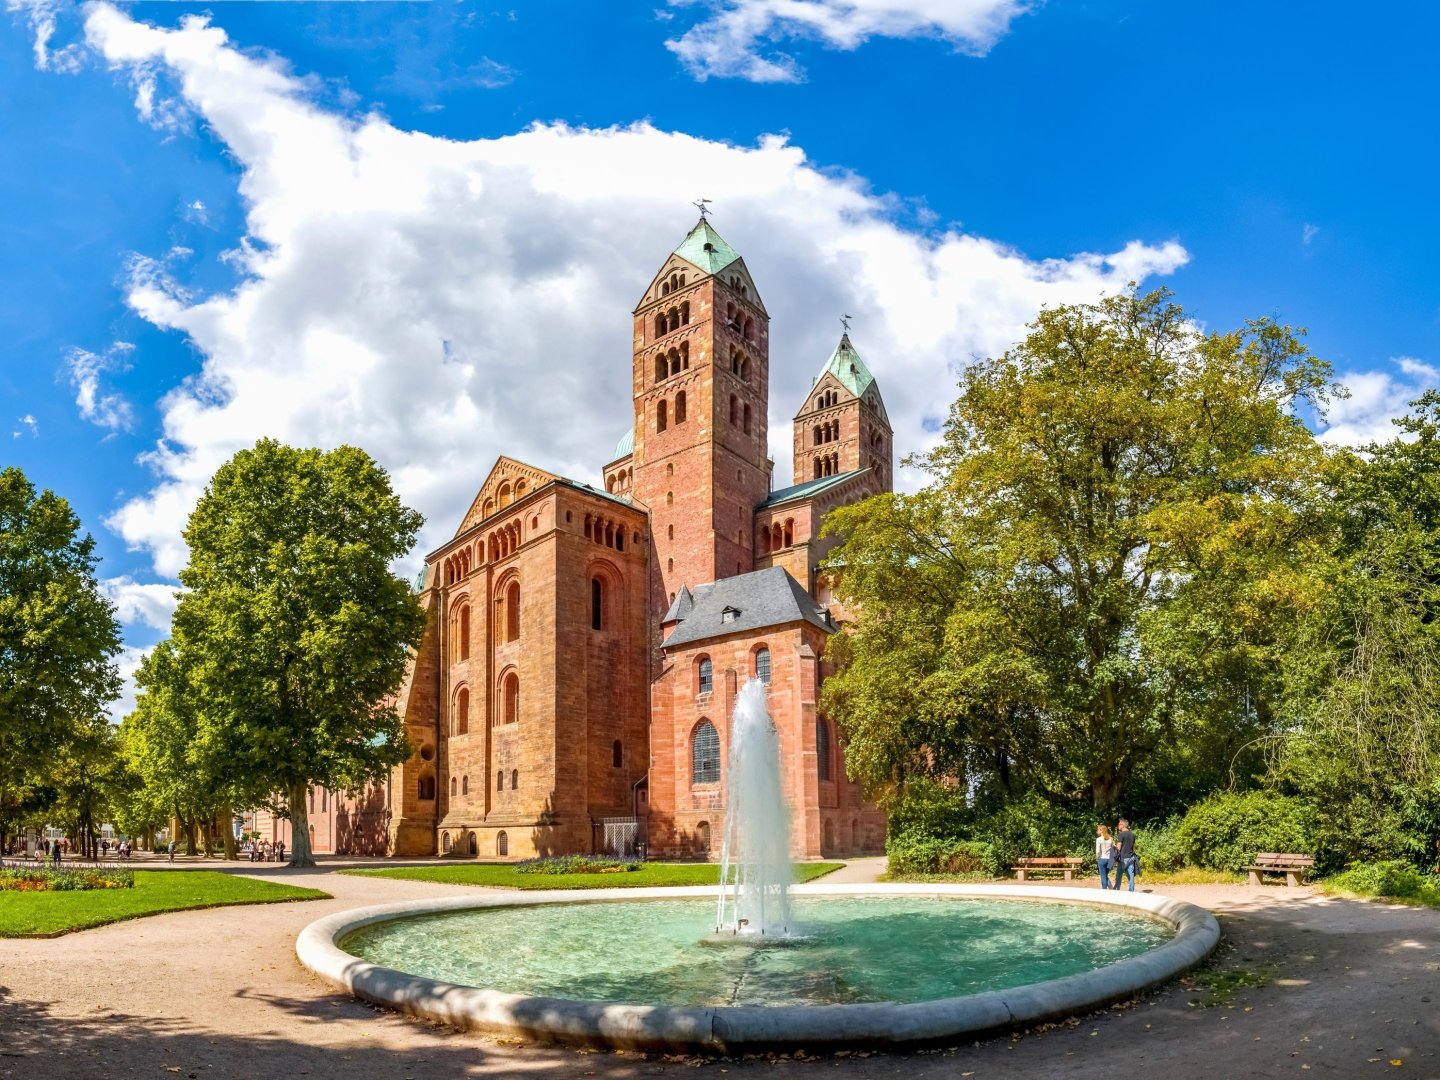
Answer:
[13, 414, 38, 439]
[100, 576, 182, 632]
[77, 3, 1185, 581]
[65, 341, 136, 432]
[1318, 356, 1440, 447]
[6, 0, 85, 72]
[665, 0, 1030, 82]
[108, 644, 150, 722]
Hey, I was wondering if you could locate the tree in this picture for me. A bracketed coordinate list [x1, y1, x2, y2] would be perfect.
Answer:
[0, 467, 121, 851]
[169, 440, 426, 866]
[822, 289, 1337, 814]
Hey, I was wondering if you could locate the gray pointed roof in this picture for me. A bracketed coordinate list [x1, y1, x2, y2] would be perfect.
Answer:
[662, 585, 694, 624]
[662, 566, 834, 648]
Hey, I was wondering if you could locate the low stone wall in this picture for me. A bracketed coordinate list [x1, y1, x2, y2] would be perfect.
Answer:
[295, 883, 1220, 1053]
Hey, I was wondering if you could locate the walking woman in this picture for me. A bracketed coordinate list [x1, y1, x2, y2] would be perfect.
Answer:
[1095, 824, 1115, 890]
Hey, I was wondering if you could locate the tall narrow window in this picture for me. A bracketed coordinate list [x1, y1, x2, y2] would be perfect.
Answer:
[591, 577, 605, 631]
[730, 395, 738, 425]
[657, 399, 668, 432]
[655, 355, 667, 382]
[755, 647, 771, 684]
[816, 717, 832, 781]
[455, 687, 469, 736]
[743, 403, 752, 434]
[497, 831, 509, 857]
[612, 740, 623, 768]
[502, 672, 520, 725]
[511, 768, 519, 789]
[505, 580, 520, 642]
[675, 390, 687, 423]
[462, 775, 469, 796]
[458, 604, 470, 660]
[450, 776, 457, 797]
[697, 656, 713, 695]
[692, 720, 720, 785]
[497, 770, 504, 791]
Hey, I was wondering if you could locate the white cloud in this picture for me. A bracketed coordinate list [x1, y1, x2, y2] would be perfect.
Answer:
[100, 576, 182, 632]
[1318, 356, 1440, 447]
[78, 4, 1185, 581]
[108, 644, 150, 722]
[665, 0, 1030, 82]
[6, 0, 85, 72]
[65, 341, 136, 432]
[1302, 222, 1319, 246]
[13, 414, 37, 439]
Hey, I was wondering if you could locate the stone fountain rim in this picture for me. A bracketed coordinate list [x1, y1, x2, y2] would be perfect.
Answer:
[295, 882, 1220, 1053]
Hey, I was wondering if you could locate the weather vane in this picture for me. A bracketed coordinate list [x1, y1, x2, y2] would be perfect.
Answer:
[840, 313, 852, 333]
[694, 198, 712, 219]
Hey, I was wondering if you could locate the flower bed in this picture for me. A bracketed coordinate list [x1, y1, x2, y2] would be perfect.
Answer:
[513, 855, 642, 875]
[0, 866, 135, 892]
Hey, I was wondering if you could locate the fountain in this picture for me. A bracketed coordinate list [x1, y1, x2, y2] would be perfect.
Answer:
[714, 679, 792, 938]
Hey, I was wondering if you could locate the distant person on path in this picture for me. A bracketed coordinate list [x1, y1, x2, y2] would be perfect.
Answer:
[167, 840, 176, 862]
[50, 841, 62, 868]
[1115, 819, 1138, 892]
[276, 840, 285, 863]
[1095, 824, 1115, 889]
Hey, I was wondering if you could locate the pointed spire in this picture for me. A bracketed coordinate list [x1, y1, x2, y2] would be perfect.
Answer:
[817, 330, 877, 399]
[673, 217, 742, 275]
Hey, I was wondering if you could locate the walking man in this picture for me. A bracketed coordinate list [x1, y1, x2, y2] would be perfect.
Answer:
[1115, 818, 1138, 892]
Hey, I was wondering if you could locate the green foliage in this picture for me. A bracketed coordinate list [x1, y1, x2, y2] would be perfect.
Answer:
[0, 870, 328, 937]
[1132, 820, 1185, 873]
[343, 862, 845, 890]
[1175, 791, 1314, 872]
[886, 835, 995, 877]
[514, 855, 641, 875]
[0, 866, 134, 891]
[0, 468, 122, 846]
[147, 439, 427, 866]
[823, 290, 1336, 814]
[1321, 860, 1440, 907]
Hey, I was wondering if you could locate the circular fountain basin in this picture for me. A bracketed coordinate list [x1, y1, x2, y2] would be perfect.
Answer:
[296, 883, 1219, 1053]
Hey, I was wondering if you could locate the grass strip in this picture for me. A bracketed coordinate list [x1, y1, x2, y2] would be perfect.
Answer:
[340, 861, 844, 890]
[0, 870, 329, 938]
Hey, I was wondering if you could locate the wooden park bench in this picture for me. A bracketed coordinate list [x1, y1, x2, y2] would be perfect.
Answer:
[1246, 853, 1314, 888]
[1011, 856, 1084, 882]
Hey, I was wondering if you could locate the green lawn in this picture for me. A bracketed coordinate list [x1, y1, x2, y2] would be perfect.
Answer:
[340, 861, 845, 890]
[0, 870, 330, 938]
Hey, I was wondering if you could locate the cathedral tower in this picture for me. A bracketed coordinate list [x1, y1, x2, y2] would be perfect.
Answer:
[791, 332, 892, 491]
[631, 219, 772, 615]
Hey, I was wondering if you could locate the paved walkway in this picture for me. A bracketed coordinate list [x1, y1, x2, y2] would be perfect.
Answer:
[819, 855, 886, 883]
[0, 860, 1435, 1078]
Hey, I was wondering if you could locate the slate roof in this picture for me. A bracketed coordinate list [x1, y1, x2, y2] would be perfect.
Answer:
[662, 585, 694, 624]
[672, 218, 742, 275]
[759, 467, 870, 508]
[662, 566, 834, 648]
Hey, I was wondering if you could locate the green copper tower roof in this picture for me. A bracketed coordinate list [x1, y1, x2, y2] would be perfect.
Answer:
[672, 218, 742, 275]
[819, 332, 878, 399]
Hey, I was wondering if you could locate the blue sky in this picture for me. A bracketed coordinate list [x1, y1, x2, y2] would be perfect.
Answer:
[4, 0, 1439, 711]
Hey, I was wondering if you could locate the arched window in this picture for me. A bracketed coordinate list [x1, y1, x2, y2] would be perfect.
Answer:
[462, 775, 469, 796]
[657, 399, 668, 432]
[692, 719, 720, 785]
[418, 775, 435, 800]
[497, 770, 504, 791]
[729, 395, 738, 425]
[816, 717, 831, 781]
[450, 776, 457, 797]
[505, 579, 520, 642]
[696, 820, 711, 852]
[681, 301, 690, 325]
[675, 390, 687, 423]
[468, 832, 478, 856]
[498, 482, 513, 509]
[743, 317, 754, 341]
[697, 656, 713, 695]
[511, 768, 518, 790]
[612, 739, 623, 768]
[669, 348, 682, 376]
[783, 520, 793, 547]
[743, 403, 752, 434]
[654, 313, 666, 338]
[755, 646, 771, 685]
[497, 831, 509, 857]
[455, 688, 469, 736]
[655, 354, 667, 383]
[814, 458, 822, 479]
[591, 577, 605, 631]
[458, 604, 470, 660]
[442, 831, 451, 854]
[503, 672, 519, 725]
[680, 341, 689, 369]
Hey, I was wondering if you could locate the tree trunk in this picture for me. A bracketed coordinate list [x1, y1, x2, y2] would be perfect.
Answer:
[184, 819, 198, 856]
[288, 781, 315, 868]
[221, 809, 237, 860]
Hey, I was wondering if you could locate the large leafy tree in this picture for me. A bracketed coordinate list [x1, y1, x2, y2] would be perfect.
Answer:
[823, 289, 1338, 813]
[0, 467, 121, 850]
[169, 439, 425, 866]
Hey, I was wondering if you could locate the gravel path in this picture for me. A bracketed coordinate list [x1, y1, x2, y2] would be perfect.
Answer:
[1, 860, 1435, 1079]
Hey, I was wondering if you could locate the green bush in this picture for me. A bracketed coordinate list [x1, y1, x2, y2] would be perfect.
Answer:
[1175, 791, 1315, 872]
[0, 866, 135, 892]
[1325, 860, 1440, 905]
[512, 855, 641, 875]
[1133, 819, 1185, 872]
[970, 792, 1093, 872]
[886, 835, 996, 877]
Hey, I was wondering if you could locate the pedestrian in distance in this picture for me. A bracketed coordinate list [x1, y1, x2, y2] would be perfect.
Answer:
[1114, 818, 1138, 892]
[167, 840, 176, 863]
[1095, 824, 1115, 890]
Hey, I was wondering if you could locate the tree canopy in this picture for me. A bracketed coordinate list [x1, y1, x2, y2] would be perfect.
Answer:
[822, 289, 1338, 815]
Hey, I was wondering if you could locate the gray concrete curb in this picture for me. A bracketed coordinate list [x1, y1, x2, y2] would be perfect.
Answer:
[295, 883, 1219, 1053]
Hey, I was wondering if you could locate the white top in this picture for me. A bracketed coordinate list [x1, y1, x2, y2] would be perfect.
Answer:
[1096, 836, 1115, 859]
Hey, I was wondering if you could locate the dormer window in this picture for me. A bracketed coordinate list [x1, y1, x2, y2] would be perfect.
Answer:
[721, 606, 740, 624]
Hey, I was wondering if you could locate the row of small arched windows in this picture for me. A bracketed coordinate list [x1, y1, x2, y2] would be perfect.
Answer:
[723, 302, 756, 342]
[814, 453, 841, 479]
[583, 515, 628, 553]
[441, 831, 509, 857]
[480, 479, 528, 519]
[654, 342, 690, 383]
[605, 467, 634, 495]
[488, 520, 522, 562]
[728, 346, 751, 382]
[694, 647, 770, 696]
[815, 389, 840, 410]
[660, 271, 687, 296]
[688, 715, 831, 786]
[758, 520, 795, 553]
[441, 512, 535, 586]
[654, 302, 690, 339]
[450, 671, 520, 732]
[813, 420, 840, 445]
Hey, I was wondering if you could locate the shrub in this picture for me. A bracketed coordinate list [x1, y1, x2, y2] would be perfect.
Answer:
[0, 866, 135, 892]
[886, 835, 996, 877]
[1175, 791, 1315, 873]
[512, 855, 641, 875]
[1133, 819, 1185, 873]
[1325, 860, 1440, 905]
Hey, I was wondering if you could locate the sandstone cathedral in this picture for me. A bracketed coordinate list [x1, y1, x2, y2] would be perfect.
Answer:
[281, 218, 892, 861]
